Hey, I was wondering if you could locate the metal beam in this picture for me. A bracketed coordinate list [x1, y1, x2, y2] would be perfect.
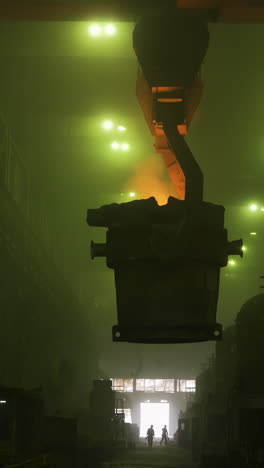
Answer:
[177, 0, 264, 7]
[176, 0, 264, 22]
[2, 1, 264, 22]
[163, 121, 204, 202]
[0, 0, 177, 21]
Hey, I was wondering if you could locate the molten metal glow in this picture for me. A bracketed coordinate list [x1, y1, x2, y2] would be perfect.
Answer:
[125, 156, 179, 206]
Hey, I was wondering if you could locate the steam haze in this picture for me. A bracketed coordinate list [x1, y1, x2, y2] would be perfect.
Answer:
[0, 21, 263, 412]
[125, 155, 179, 205]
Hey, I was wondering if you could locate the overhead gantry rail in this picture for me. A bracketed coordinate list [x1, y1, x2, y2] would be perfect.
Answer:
[1, 0, 264, 22]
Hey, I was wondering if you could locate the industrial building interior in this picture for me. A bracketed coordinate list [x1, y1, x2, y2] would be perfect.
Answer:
[111, 378, 195, 436]
[0, 1, 264, 468]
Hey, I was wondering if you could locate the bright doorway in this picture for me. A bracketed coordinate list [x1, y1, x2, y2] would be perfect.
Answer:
[140, 402, 169, 438]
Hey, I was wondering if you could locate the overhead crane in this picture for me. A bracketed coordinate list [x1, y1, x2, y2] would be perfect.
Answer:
[3, 1, 263, 343]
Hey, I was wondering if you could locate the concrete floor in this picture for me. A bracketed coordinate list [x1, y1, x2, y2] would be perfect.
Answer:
[101, 441, 195, 468]
[49, 440, 195, 468]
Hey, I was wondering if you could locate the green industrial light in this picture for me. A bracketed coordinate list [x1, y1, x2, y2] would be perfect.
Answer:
[88, 24, 101, 36]
[102, 120, 113, 130]
[104, 24, 116, 35]
[129, 192, 136, 198]
[111, 141, 119, 150]
[117, 126, 126, 132]
[249, 204, 258, 211]
[121, 143, 129, 151]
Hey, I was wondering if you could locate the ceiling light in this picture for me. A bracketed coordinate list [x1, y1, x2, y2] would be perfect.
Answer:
[105, 24, 116, 35]
[102, 120, 113, 130]
[89, 25, 101, 36]
[111, 141, 119, 150]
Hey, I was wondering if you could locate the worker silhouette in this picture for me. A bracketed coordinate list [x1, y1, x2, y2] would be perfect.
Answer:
[160, 425, 168, 446]
[146, 425, 155, 447]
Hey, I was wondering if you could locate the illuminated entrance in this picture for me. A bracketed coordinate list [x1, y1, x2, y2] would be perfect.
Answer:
[140, 402, 169, 438]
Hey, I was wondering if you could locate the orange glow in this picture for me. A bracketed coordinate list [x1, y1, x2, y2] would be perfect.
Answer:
[125, 155, 179, 206]
[157, 98, 183, 103]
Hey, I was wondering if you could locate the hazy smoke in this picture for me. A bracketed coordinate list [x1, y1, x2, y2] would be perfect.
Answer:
[126, 155, 179, 205]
